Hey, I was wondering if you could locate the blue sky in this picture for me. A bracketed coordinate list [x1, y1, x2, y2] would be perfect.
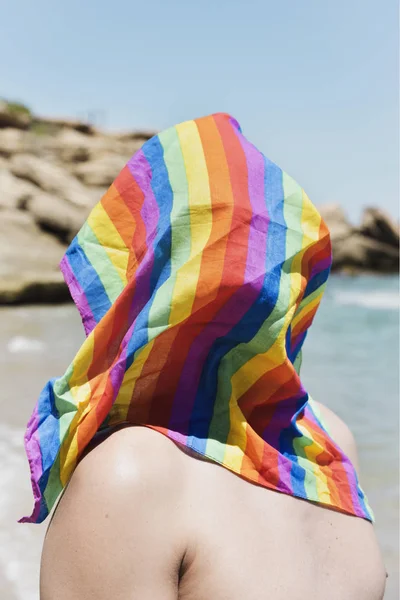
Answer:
[1, 0, 398, 220]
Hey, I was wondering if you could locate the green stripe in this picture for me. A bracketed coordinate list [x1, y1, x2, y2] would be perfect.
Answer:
[292, 431, 318, 499]
[295, 282, 327, 316]
[44, 454, 62, 511]
[78, 222, 125, 304]
[146, 127, 191, 340]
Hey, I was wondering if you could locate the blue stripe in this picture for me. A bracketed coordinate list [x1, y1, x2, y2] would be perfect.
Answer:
[303, 266, 330, 298]
[290, 330, 307, 365]
[125, 136, 173, 370]
[188, 156, 288, 452]
[65, 238, 111, 325]
[37, 379, 60, 472]
[36, 379, 60, 498]
[285, 325, 293, 362]
[280, 395, 308, 498]
[356, 484, 370, 518]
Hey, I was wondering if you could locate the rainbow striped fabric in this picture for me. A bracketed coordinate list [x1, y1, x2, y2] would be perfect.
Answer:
[21, 113, 373, 523]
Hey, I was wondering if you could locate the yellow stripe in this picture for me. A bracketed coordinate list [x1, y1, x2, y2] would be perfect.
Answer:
[300, 190, 321, 244]
[69, 333, 96, 386]
[223, 404, 248, 471]
[289, 191, 324, 332]
[58, 335, 95, 485]
[169, 121, 212, 325]
[291, 292, 323, 331]
[229, 337, 285, 400]
[87, 203, 129, 286]
[296, 421, 332, 502]
[113, 340, 156, 422]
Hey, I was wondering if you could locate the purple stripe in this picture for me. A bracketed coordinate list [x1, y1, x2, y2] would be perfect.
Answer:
[19, 405, 42, 522]
[341, 457, 365, 517]
[169, 125, 268, 428]
[262, 384, 306, 445]
[107, 151, 160, 405]
[309, 254, 331, 279]
[60, 255, 96, 337]
[277, 451, 294, 494]
[127, 150, 159, 334]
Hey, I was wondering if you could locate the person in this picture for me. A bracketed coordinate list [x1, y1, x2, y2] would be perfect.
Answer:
[40, 406, 386, 599]
[21, 114, 386, 599]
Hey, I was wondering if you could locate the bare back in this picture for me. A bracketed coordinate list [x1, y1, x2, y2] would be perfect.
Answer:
[41, 405, 386, 600]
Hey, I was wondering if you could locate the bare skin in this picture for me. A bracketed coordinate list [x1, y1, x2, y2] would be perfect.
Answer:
[40, 402, 386, 599]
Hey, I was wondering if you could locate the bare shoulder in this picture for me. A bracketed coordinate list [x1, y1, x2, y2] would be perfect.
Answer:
[41, 427, 186, 600]
[312, 401, 359, 472]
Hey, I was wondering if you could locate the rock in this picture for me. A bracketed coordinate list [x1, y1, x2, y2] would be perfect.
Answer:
[48, 128, 92, 163]
[86, 186, 109, 205]
[27, 192, 87, 243]
[32, 116, 96, 135]
[116, 129, 156, 142]
[10, 154, 91, 207]
[0, 100, 31, 130]
[0, 273, 68, 304]
[332, 234, 399, 273]
[51, 128, 116, 163]
[73, 154, 127, 187]
[0, 128, 27, 156]
[0, 169, 39, 210]
[38, 129, 144, 167]
[51, 130, 126, 163]
[319, 203, 354, 241]
[0, 210, 68, 303]
[360, 207, 399, 248]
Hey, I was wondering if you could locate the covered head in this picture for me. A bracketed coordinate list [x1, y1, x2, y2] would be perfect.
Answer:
[21, 113, 372, 523]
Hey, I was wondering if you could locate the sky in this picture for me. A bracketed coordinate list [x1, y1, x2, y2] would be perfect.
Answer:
[1, 0, 398, 221]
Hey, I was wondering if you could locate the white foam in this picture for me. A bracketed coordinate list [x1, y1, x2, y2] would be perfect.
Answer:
[334, 290, 399, 310]
[7, 336, 45, 354]
[0, 423, 44, 600]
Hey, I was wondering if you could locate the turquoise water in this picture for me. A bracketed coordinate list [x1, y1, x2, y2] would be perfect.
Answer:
[0, 275, 398, 599]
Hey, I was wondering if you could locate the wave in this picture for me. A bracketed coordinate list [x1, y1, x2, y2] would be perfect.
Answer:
[7, 336, 46, 353]
[334, 290, 399, 310]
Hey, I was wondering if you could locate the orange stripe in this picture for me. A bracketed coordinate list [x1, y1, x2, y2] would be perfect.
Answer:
[127, 325, 181, 425]
[300, 414, 356, 513]
[101, 183, 136, 249]
[114, 165, 148, 279]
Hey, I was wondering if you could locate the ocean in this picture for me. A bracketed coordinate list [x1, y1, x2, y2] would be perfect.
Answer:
[0, 275, 398, 599]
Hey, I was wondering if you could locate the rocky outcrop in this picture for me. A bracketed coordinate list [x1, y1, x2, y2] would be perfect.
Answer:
[0, 128, 27, 156]
[360, 207, 400, 248]
[73, 154, 127, 187]
[0, 100, 155, 303]
[0, 210, 68, 303]
[320, 204, 399, 273]
[27, 193, 89, 243]
[319, 204, 353, 242]
[0, 100, 31, 130]
[10, 154, 92, 207]
[0, 169, 38, 210]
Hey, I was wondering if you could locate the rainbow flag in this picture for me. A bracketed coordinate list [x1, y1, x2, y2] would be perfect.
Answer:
[20, 113, 373, 523]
